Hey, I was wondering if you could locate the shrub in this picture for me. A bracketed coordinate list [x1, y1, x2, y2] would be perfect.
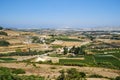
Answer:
[0, 67, 11, 73]
[57, 68, 86, 80]
[79, 72, 86, 78]
[0, 67, 44, 80]
[89, 74, 104, 78]
[115, 76, 120, 80]
[12, 68, 25, 74]
[15, 49, 22, 52]
[50, 67, 56, 69]
[0, 40, 10, 46]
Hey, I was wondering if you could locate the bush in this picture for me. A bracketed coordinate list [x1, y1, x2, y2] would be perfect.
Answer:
[79, 72, 86, 78]
[50, 67, 56, 69]
[115, 76, 120, 80]
[15, 49, 22, 52]
[12, 68, 25, 74]
[20, 75, 45, 80]
[89, 74, 104, 78]
[0, 67, 11, 73]
[0, 40, 10, 46]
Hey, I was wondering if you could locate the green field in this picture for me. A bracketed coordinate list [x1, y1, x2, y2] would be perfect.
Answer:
[55, 37, 81, 42]
[59, 55, 95, 66]
[94, 55, 120, 69]
[59, 54, 120, 69]
[0, 57, 16, 62]
[91, 49, 120, 54]
[110, 53, 120, 58]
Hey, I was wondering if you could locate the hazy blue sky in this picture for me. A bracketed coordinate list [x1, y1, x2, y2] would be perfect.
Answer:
[0, 0, 120, 28]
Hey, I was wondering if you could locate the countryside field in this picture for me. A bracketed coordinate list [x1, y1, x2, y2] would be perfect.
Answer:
[0, 27, 120, 80]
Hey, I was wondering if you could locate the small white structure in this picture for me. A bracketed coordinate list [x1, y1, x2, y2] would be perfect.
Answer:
[35, 55, 51, 62]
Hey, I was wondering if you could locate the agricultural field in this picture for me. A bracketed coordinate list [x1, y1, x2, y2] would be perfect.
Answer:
[94, 54, 120, 69]
[110, 53, 120, 58]
[0, 57, 16, 62]
[90, 49, 120, 54]
[0, 28, 120, 80]
[59, 55, 95, 66]
[59, 54, 120, 69]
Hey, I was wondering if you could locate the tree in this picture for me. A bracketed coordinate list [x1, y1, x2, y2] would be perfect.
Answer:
[69, 46, 75, 53]
[57, 70, 65, 80]
[63, 46, 68, 55]
[80, 45, 86, 55]
[74, 46, 86, 55]
[32, 36, 40, 43]
[66, 68, 80, 80]
[74, 47, 81, 55]
[79, 72, 86, 78]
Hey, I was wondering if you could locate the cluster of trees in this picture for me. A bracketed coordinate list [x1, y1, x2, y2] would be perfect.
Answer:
[57, 68, 86, 80]
[63, 46, 86, 55]
[63, 46, 68, 55]
[0, 40, 10, 46]
[85, 34, 95, 41]
[32, 36, 55, 44]
[32, 36, 42, 43]
[0, 67, 44, 80]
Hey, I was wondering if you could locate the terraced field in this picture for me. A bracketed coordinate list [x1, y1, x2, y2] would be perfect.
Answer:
[0, 57, 16, 62]
[59, 54, 120, 69]
[94, 54, 120, 68]
[59, 55, 95, 66]
[110, 53, 120, 58]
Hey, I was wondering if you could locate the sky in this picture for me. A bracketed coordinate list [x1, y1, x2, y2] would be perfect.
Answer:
[0, 0, 120, 29]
